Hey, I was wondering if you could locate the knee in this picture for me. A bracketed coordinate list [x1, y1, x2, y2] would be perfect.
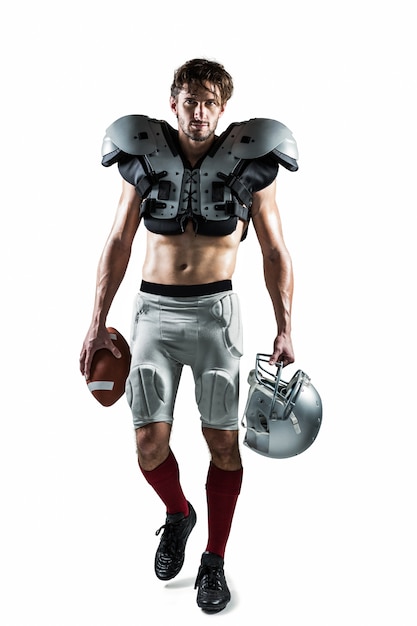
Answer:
[136, 423, 171, 470]
[203, 428, 241, 471]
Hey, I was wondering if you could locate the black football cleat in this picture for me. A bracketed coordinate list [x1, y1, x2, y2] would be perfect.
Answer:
[154, 501, 196, 580]
[195, 552, 231, 613]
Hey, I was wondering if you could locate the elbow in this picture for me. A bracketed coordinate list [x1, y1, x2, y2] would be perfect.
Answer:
[264, 246, 292, 268]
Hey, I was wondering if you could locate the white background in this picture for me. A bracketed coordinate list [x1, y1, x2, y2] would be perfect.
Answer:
[1, 1, 416, 624]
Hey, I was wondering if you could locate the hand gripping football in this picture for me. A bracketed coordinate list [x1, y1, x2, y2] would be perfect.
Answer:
[86, 327, 131, 406]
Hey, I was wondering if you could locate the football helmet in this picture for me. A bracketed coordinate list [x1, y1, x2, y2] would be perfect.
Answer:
[242, 354, 322, 459]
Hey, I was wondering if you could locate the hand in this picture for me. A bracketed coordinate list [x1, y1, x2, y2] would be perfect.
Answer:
[79, 324, 122, 380]
[269, 334, 295, 367]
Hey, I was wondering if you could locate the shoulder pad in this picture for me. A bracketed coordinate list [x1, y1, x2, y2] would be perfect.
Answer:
[101, 115, 163, 157]
[230, 118, 299, 171]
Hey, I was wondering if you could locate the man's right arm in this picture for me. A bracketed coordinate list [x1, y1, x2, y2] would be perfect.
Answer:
[80, 180, 141, 379]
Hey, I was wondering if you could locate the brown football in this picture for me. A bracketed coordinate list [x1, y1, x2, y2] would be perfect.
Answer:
[86, 327, 131, 407]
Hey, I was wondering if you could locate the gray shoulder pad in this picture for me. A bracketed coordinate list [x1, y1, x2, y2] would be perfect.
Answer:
[101, 115, 161, 157]
[231, 118, 299, 171]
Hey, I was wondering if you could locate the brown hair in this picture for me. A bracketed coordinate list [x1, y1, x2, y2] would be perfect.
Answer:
[171, 58, 234, 104]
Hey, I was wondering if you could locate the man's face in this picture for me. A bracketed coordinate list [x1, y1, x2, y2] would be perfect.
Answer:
[170, 82, 225, 143]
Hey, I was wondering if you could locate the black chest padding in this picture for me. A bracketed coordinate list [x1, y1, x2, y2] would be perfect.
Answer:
[101, 117, 297, 239]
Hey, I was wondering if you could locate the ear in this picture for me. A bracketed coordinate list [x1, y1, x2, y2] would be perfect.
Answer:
[170, 96, 178, 116]
[219, 102, 226, 118]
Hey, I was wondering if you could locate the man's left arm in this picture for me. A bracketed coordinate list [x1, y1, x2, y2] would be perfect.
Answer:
[251, 179, 295, 366]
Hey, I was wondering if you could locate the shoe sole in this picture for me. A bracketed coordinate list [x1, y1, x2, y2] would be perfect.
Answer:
[200, 604, 229, 613]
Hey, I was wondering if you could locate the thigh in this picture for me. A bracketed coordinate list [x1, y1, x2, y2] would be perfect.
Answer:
[126, 293, 182, 428]
[194, 292, 243, 430]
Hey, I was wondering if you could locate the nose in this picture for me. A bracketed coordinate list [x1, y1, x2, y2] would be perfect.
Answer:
[194, 103, 204, 119]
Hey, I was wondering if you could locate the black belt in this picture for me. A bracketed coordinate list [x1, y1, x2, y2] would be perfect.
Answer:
[140, 280, 232, 297]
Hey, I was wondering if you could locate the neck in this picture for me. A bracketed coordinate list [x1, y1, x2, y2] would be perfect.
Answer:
[178, 132, 216, 168]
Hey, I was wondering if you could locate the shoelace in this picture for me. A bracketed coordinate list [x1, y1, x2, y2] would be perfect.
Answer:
[195, 565, 224, 590]
[155, 520, 182, 554]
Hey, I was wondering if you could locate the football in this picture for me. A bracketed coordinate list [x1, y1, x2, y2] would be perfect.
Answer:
[86, 327, 131, 407]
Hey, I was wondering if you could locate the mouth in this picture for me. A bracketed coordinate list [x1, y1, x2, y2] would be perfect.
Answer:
[190, 121, 208, 129]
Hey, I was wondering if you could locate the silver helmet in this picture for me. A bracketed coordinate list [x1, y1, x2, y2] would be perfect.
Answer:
[242, 354, 322, 459]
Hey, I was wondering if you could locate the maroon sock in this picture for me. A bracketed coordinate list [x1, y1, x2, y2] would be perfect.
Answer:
[139, 450, 189, 516]
[205, 462, 243, 558]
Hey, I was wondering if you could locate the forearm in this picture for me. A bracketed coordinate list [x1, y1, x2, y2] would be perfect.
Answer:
[90, 238, 132, 329]
[263, 250, 294, 335]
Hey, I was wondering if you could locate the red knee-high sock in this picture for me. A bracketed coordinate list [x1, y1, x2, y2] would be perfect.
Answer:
[205, 462, 243, 558]
[139, 450, 189, 516]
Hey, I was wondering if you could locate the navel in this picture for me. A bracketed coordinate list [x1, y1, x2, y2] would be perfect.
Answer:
[179, 263, 188, 271]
